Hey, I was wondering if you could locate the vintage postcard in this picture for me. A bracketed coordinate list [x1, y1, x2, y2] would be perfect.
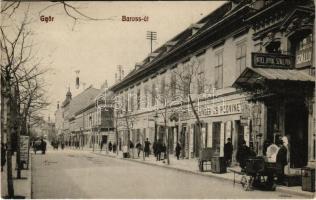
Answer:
[1, 0, 315, 199]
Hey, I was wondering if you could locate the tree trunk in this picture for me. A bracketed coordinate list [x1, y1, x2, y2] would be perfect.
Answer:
[6, 82, 15, 198]
[188, 94, 202, 157]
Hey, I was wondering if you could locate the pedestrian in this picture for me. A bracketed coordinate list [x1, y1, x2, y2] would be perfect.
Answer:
[1, 143, 7, 172]
[41, 139, 47, 154]
[224, 138, 233, 167]
[61, 141, 65, 150]
[175, 142, 181, 160]
[276, 137, 288, 184]
[144, 138, 151, 157]
[156, 139, 162, 161]
[112, 143, 117, 153]
[129, 140, 134, 158]
[108, 141, 113, 152]
[100, 141, 104, 151]
[263, 139, 272, 156]
[136, 142, 142, 158]
[153, 140, 157, 158]
[162, 143, 167, 160]
[236, 140, 256, 170]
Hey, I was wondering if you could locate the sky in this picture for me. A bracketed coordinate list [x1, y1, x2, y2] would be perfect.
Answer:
[7, 1, 226, 122]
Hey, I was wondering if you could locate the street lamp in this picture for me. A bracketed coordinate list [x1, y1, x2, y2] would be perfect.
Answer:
[89, 116, 94, 152]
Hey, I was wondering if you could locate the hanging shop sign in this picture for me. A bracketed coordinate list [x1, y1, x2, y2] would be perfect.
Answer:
[295, 34, 313, 68]
[252, 52, 293, 69]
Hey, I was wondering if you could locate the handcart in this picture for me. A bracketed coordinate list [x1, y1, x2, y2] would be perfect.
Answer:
[240, 157, 278, 191]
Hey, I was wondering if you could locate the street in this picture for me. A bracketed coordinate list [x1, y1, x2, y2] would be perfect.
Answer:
[32, 149, 303, 199]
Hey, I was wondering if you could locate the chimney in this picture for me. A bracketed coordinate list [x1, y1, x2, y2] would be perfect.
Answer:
[57, 101, 59, 109]
[121, 69, 124, 78]
[115, 73, 118, 83]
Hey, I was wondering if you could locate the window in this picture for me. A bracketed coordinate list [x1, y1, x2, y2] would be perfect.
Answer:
[183, 62, 190, 97]
[124, 92, 128, 112]
[144, 84, 148, 108]
[197, 56, 205, 94]
[170, 72, 176, 98]
[152, 83, 157, 106]
[214, 51, 223, 89]
[136, 89, 141, 110]
[130, 91, 134, 111]
[160, 76, 165, 96]
[236, 43, 247, 76]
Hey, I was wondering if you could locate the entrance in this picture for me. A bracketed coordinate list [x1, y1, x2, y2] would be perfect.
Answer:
[285, 101, 308, 168]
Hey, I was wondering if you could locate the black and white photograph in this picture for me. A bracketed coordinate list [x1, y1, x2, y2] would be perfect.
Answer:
[0, 0, 315, 199]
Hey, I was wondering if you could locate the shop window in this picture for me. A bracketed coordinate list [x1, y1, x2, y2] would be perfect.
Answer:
[214, 52, 223, 89]
[236, 43, 247, 77]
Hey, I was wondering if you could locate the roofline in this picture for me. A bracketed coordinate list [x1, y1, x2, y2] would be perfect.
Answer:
[109, 4, 251, 92]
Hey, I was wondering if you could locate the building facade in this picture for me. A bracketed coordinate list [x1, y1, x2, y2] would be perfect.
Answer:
[109, 0, 315, 169]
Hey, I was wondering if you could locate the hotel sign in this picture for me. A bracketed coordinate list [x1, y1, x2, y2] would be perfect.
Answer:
[252, 53, 293, 69]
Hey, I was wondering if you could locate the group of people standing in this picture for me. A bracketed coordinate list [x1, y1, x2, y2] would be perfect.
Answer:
[100, 141, 117, 153]
[224, 135, 289, 185]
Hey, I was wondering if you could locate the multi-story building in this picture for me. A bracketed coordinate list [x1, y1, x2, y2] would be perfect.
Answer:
[75, 87, 114, 149]
[109, 0, 315, 170]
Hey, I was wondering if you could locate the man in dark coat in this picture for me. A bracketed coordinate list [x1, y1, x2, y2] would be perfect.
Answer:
[144, 138, 151, 157]
[156, 139, 162, 161]
[1, 143, 7, 172]
[136, 142, 142, 158]
[236, 140, 255, 169]
[224, 138, 233, 167]
[41, 139, 47, 154]
[153, 140, 157, 158]
[108, 141, 113, 152]
[175, 142, 181, 160]
[276, 138, 288, 184]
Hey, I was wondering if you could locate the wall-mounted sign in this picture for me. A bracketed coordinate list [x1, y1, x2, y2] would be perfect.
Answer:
[252, 52, 293, 68]
[296, 34, 313, 68]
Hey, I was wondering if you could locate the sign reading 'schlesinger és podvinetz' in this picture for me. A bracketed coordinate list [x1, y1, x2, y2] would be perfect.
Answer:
[252, 52, 293, 68]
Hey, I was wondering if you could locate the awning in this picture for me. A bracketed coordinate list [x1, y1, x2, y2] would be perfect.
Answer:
[233, 67, 315, 89]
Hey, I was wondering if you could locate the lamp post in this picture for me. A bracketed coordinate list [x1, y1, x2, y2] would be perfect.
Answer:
[90, 116, 94, 152]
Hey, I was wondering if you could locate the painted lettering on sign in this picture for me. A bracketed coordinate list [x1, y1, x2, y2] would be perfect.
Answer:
[252, 52, 293, 68]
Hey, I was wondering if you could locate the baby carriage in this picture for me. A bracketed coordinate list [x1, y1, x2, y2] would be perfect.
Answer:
[240, 156, 278, 191]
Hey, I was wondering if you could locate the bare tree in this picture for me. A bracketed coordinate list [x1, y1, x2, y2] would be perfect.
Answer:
[172, 56, 211, 158]
[1, 9, 49, 197]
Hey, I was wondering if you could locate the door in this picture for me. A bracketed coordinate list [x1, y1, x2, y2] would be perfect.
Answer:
[212, 122, 221, 155]
[285, 101, 308, 168]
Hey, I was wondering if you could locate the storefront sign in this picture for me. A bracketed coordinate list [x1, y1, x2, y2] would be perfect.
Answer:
[180, 101, 242, 121]
[252, 52, 293, 68]
[20, 136, 29, 168]
[296, 34, 313, 68]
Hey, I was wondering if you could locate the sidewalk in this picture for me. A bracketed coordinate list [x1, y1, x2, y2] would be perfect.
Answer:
[93, 149, 315, 199]
[1, 153, 32, 199]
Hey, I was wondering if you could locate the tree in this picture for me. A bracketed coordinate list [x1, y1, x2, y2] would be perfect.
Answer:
[1, 9, 49, 198]
[172, 56, 212, 158]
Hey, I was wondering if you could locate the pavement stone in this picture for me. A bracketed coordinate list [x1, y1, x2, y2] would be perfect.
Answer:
[92, 149, 315, 199]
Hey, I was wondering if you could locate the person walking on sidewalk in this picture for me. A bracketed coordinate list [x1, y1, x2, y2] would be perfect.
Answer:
[153, 140, 157, 158]
[156, 139, 162, 161]
[136, 142, 142, 158]
[175, 142, 181, 160]
[144, 138, 151, 157]
[1, 143, 7, 172]
[224, 138, 233, 167]
[108, 141, 113, 152]
[276, 137, 288, 184]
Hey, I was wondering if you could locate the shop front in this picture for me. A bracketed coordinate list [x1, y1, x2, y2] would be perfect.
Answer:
[234, 66, 315, 169]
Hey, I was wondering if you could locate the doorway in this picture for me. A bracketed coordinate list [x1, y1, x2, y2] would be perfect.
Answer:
[285, 101, 308, 168]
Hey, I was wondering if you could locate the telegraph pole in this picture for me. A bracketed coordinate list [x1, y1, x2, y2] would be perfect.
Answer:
[146, 31, 157, 53]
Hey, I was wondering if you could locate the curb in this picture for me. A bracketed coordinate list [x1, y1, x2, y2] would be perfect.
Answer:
[92, 152, 315, 199]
